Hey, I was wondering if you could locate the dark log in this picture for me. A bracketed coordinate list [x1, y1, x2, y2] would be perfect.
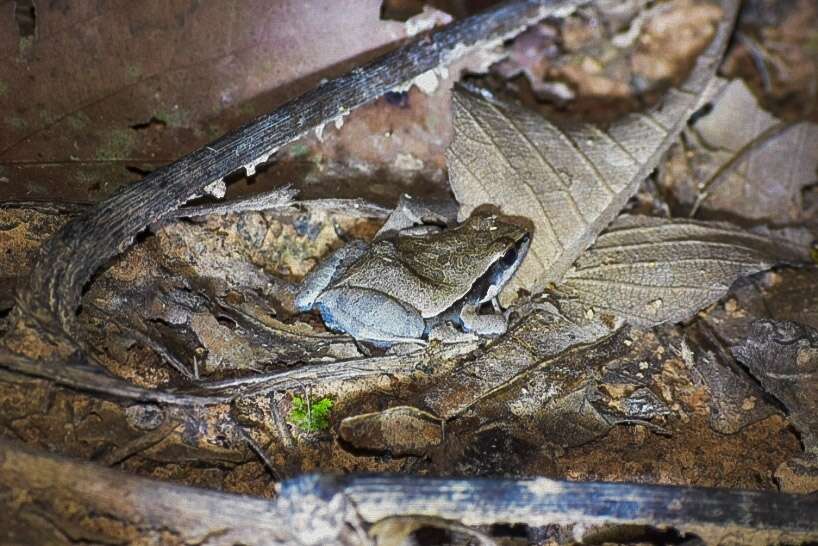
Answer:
[3, 439, 817, 545]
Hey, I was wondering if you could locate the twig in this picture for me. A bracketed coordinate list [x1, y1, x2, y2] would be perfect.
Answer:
[0, 339, 461, 406]
[209, 296, 358, 361]
[0, 194, 392, 220]
[736, 31, 774, 93]
[86, 303, 195, 380]
[232, 418, 280, 482]
[98, 419, 179, 467]
[184, 345, 467, 400]
[163, 186, 298, 219]
[0, 200, 91, 215]
[270, 392, 295, 450]
[0, 347, 228, 405]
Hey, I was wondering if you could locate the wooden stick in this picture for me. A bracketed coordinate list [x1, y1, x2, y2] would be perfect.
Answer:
[3, 439, 817, 545]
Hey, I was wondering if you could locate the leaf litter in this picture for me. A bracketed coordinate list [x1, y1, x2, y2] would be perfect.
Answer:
[2, 0, 818, 542]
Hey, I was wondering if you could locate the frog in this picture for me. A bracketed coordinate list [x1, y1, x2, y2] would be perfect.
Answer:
[295, 207, 531, 347]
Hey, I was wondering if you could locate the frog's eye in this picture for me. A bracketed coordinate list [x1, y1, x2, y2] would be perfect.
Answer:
[474, 215, 497, 231]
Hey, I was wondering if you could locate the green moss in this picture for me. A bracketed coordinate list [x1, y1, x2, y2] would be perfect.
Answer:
[288, 143, 311, 158]
[0, 80, 7, 97]
[67, 112, 91, 132]
[5, 116, 27, 130]
[288, 396, 333, 432]
[96, 128, 136, 160]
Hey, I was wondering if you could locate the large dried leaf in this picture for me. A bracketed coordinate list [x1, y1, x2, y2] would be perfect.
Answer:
[447, 0, 738, 299]
[559, 215, 809, 327]
[684, 322, 777, 435]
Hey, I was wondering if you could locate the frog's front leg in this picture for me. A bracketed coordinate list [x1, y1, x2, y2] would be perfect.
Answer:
[314, 286, 426, 346]
[295, 241, 368, 312]
[458, 300, 508, 337]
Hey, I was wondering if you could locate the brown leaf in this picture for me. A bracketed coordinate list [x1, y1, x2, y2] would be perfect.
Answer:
[733, 320, 818, 452]
[559, 215, 810, 327]
[687, 79, 818, 222]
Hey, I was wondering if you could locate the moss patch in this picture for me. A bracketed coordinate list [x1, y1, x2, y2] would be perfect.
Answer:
[96, 129, 136, 160]
[288, 396, 333, 432]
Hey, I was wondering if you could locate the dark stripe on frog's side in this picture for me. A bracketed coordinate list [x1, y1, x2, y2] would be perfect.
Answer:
[464, 233, 530, 305]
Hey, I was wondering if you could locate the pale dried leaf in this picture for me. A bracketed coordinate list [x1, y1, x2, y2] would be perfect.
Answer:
[560, 215, 809, 327]
[690, 79, 818, 222]
[447, 0, 738, 301]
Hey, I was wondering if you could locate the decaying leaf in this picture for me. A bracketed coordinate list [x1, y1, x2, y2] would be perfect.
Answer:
[684, 322, 777, 435]
[559, 215, 809, 327]
[686, 79, 818, 221]
[443, 323, 682, 454]
[732, 320, 818, 452]
[421, 306, 614, 420]
[446, 0, 737, 302]
[338, 406, 442, 456]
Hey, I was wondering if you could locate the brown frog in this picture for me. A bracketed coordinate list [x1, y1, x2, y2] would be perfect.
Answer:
[295, 209, 530, 346]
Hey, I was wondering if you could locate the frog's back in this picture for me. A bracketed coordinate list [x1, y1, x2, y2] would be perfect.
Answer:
[336, 240, 476, 318]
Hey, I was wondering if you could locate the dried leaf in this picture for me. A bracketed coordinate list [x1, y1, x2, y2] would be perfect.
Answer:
[447, 0, 737, 301]
[421, 307, 614, 420]
[687, 79, 818, 221]
[732, 320, 818, 452]
[684, 323, 777, 434]
[559, 215, 809, 327]
[338, 406, 442, 456]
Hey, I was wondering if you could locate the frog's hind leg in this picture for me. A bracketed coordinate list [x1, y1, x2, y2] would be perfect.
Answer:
[314, 287, 425, 346]
[294, 241, 368, 312]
